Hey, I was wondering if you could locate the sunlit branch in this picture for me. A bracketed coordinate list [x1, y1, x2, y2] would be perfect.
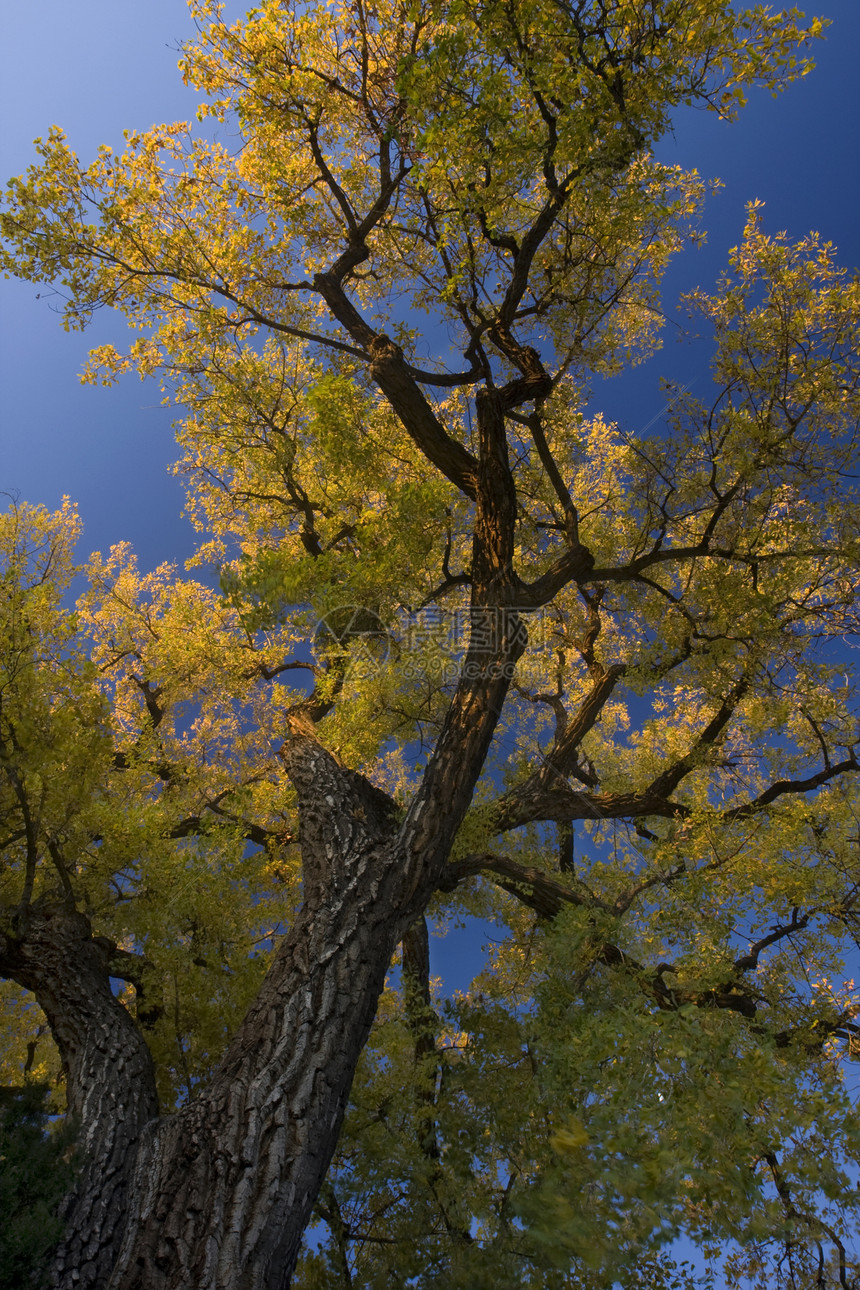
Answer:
[726, 755, 860, 820]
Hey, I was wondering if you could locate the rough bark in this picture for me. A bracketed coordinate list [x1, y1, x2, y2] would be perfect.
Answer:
[0, 572, 526, 1290]
[105, 584, 526, 1287]
[101, 737, 414, 1289]
[0, 901, 159, 1288]
[402, 917, 440, 1159]
[107, 613, 526, 1287]
[0, 388, 530, 1290]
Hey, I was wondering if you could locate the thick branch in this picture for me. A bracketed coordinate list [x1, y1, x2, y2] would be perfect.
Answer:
[402, 916, 439, 1159]
[440, 851, 605, 917]
[489, 663, 628, 833]
[0, 902, 158, 1287]
[111, 735, 416, 1289]
[646, 678, 747, 800]
[473, 386, 519, 592]
[734, 909, 811, 973]
[369, 335, 479, 499]
[726, 756, 859, 820]
[310, 280, 479, 498]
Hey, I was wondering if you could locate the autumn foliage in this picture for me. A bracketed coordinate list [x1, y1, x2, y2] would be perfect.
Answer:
[1, 1, 859, 1287]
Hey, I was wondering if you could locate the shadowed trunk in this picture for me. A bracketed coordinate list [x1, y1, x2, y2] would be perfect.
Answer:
[0, 902, 159, 1288]
[1, 602, 525, 1290]
[108, 736, 437, 1289]
[106, 596, 524, 1290]
[402, 917, 440, 1159]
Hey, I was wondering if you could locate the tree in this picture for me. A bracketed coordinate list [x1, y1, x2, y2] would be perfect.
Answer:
[0, 1082, 78, 1290]
[1, 0, 859, 1286]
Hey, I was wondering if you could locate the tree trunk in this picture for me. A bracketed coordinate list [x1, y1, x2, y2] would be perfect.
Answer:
[3, 606, 525, 1289]
[108, 735, 430, 1290]
[0, 901, 159, 1288]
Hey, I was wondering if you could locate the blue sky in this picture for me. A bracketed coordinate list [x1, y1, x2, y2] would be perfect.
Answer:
[0, 1, 201, 570]
[1, 1, 859, 574]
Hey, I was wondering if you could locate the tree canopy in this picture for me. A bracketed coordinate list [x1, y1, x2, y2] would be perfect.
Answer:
[1, 2, 859, 1287]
